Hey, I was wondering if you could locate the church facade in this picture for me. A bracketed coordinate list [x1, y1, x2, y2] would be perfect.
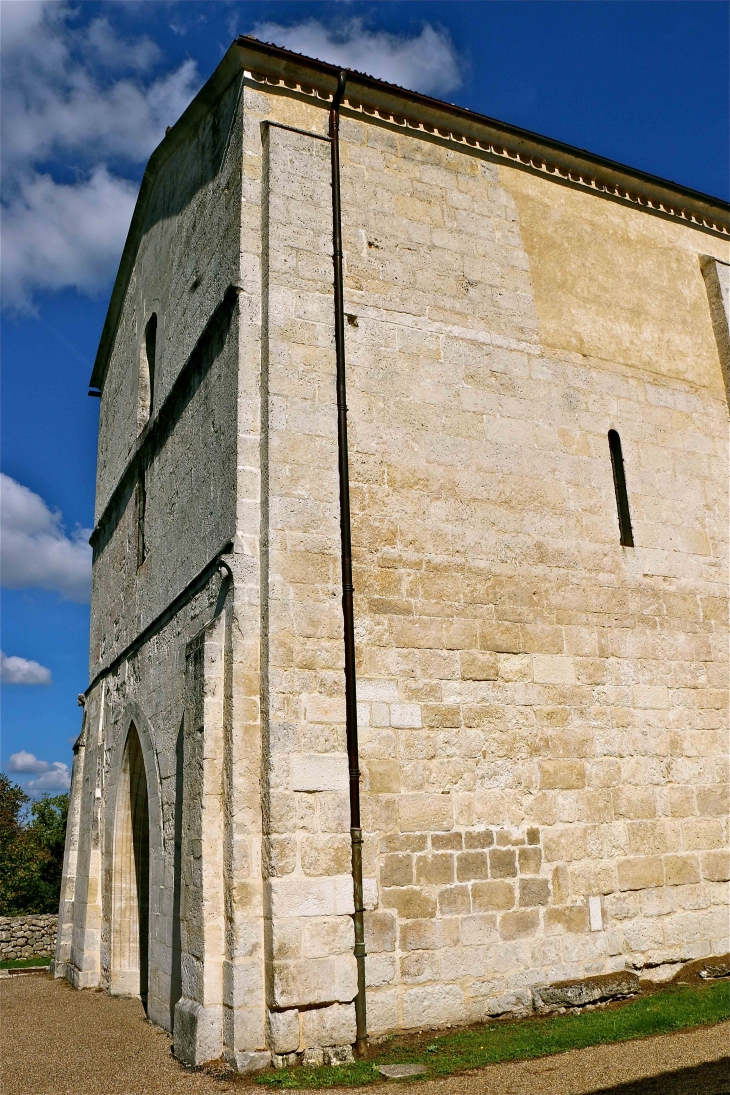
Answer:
[55, 37, 730, 1071]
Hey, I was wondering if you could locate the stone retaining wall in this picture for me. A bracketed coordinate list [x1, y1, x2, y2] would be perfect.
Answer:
[0, 914, 57, 961]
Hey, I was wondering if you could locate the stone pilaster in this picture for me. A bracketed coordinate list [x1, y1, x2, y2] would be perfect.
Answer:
[174, 614, 227, 1065]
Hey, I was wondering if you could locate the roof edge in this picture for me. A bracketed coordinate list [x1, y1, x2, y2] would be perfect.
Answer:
[90, 37, 729, 391]
[89, 44, 244, 391]
[240, 35, 729, 215]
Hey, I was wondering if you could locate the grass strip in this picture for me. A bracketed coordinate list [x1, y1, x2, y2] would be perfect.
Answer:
[256, 980, 730, 1089]
[0, 956, 52, 969]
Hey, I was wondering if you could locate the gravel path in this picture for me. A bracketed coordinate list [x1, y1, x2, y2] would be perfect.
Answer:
[1, 972, 728, 1095]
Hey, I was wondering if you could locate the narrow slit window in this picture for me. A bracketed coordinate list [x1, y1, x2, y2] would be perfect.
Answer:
[608, 430, 634, 547]
[145, 314, 157, 416]
[138, 313, 157, 429]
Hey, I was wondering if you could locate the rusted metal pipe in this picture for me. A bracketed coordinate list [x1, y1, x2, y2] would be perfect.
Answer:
[329, 69, 367, 1058]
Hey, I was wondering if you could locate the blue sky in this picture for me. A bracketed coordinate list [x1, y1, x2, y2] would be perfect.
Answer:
[1, 0, 728, 796]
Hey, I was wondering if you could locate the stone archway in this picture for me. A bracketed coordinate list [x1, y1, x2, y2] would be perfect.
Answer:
[111, 724, 150, 1003]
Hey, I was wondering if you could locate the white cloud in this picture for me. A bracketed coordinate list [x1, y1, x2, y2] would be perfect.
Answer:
[1, 3, 198, 171]
[249, 18, 462, 96]
[83, 17, 161, 73]
[6, 751, 71, 795]
[6, 750, 51, 774]
[0, 0, 50, 54]
[2, 56, 200, 175]
[27, 764, 72, 793]
[1, 168, 139, 308]
[0, 473, 92, 602]
[0, 652, 52, 685]
[0, 5, 463, 309]
[0, 1, 200, 310]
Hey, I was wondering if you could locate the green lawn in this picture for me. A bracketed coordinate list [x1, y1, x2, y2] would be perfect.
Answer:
[256, 980, 730, 1089]
[0, 956, 52, 969]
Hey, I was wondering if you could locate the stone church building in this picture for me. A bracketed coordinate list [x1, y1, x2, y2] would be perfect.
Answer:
[55, 36, 729, 1071]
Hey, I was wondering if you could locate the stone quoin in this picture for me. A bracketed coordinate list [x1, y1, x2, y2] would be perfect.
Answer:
[55, 36, 730, 1072]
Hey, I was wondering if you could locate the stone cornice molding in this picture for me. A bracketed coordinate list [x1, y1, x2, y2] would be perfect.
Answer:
[239, 36, 728, 237]
[89, 37, 729, 391]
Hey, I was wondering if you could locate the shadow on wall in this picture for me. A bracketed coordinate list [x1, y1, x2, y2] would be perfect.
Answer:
[92, 285, 238, 562]
[144, 73, 242, 240]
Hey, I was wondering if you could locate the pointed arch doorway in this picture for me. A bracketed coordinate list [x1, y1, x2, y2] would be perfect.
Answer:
[111, 724, 150, 1004]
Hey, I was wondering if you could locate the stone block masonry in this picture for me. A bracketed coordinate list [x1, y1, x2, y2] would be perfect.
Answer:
[57, 37, 729, 1072]
[0, 915, 57, 961]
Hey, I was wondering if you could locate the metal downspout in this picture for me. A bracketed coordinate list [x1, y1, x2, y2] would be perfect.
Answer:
[329, 70, 367, 1058]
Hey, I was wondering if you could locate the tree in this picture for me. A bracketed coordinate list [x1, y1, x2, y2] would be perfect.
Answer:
[0, 773, 69, 915]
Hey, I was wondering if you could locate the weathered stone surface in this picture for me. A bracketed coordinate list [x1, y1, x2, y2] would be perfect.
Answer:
[472, 881, 515, 911]
[402, 985, 466, 1029]
[617, 857, 665, 892]
[290, 755, 349, 793]
[499, 910, 540, 940]
[701, 958, 730, 980]
[302, 1047, 324, 1067]
[532, 971, 641, 1009]
[672, 955, 730, 983]
[173, 998, 223, 1067]
[399, 796, 454, 833]
[273, 955, 357, 1008]
[269, 877, 355, 918]
[272, 1052, 300, 1069]
[300, 1003, 356, 1048]
[489, 849, 518, 879]
[324, 1045, 355, 1066]
[702, 851, 730, 882]
[227, 1051, 272, 1073]
[0, 916, 57, 962]
[663, 855, 701, 887]
[379, 1064, 428, 1078]
[268, 1009, 300, 1054]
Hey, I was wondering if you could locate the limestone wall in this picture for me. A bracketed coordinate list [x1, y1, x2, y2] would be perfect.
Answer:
[0, 915, 57, 961]
[58, 70, 247, 1048]
[242, 79, 729, 1039]
[337, 110, 729, 1031]
[89, 72, 243, 673]
[94, 73, 244, 521]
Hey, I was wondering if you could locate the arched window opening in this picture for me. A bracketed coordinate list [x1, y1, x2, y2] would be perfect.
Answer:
[137, 313, 157, 429]
[608, 430, 634, 547]
[111, 725, 150, 1005]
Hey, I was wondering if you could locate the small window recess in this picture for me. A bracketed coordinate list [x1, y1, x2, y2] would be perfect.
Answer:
[608, 430, 634, 547]
[137, 313, 157, 430]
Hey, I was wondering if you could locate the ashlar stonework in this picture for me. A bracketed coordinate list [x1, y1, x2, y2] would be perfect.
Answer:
[56, 37, 730, 1072]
